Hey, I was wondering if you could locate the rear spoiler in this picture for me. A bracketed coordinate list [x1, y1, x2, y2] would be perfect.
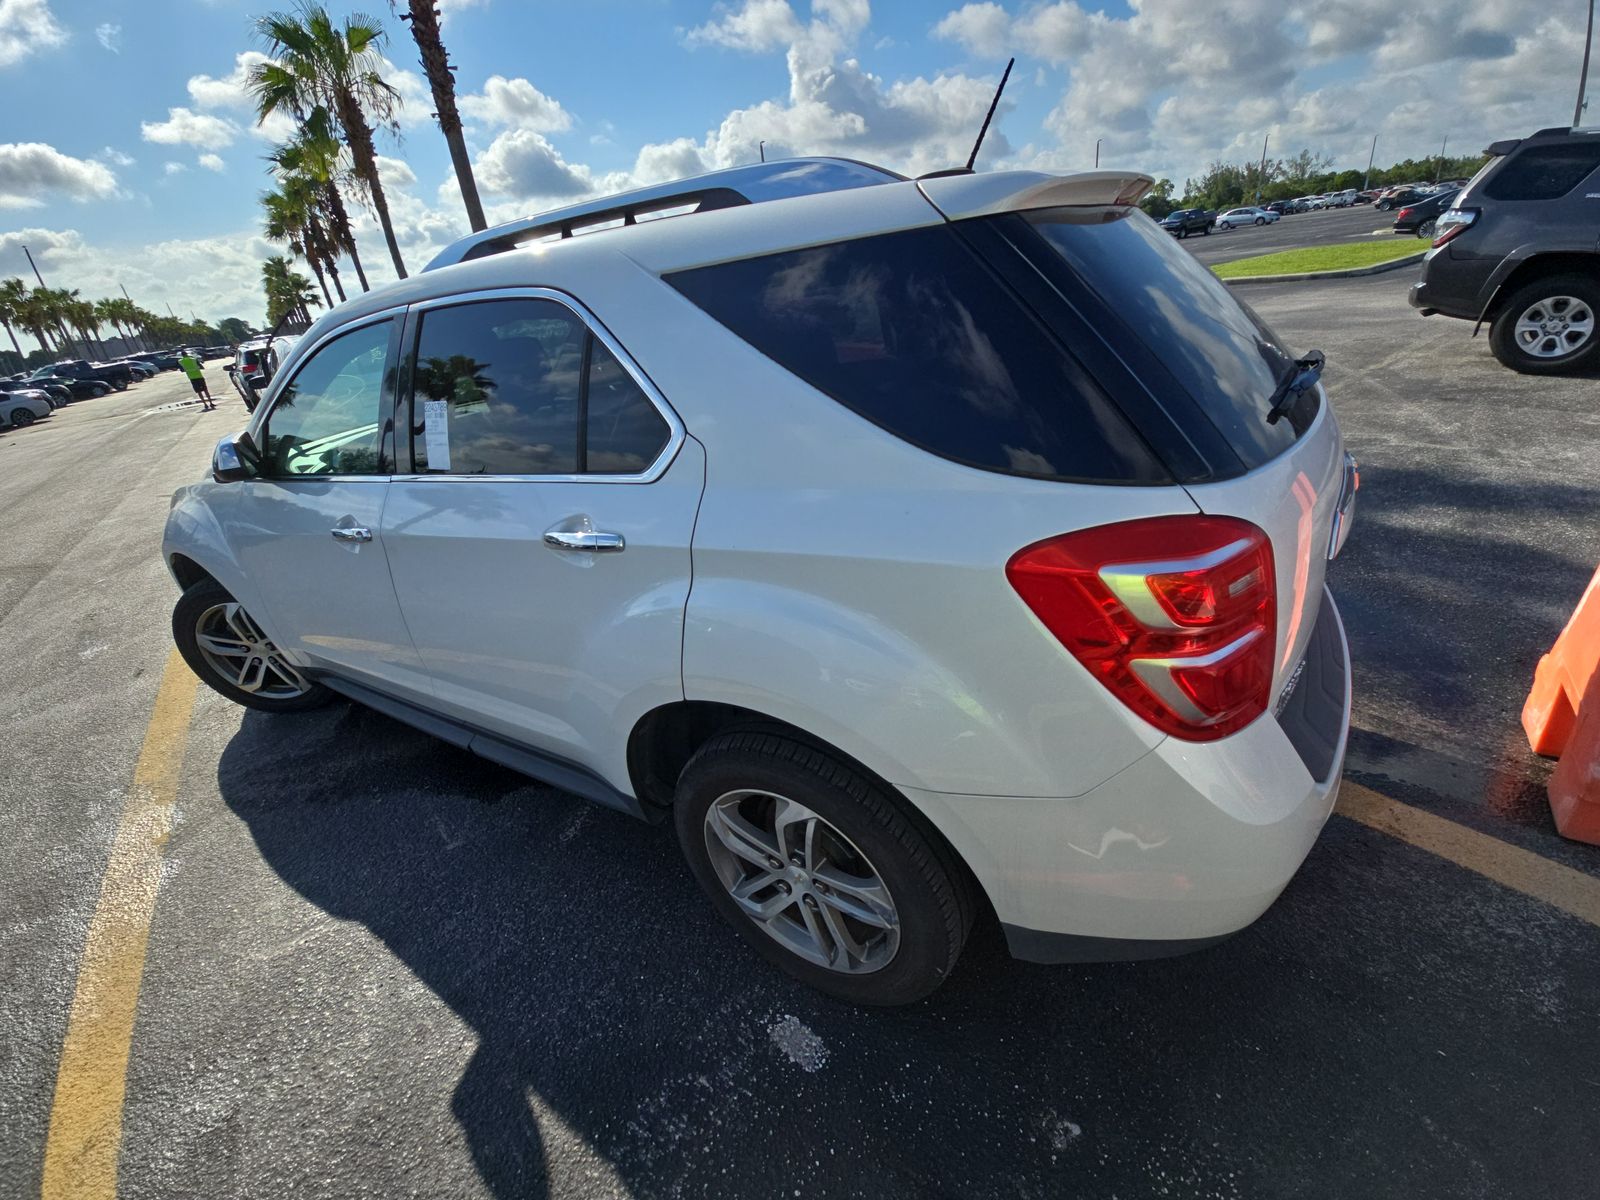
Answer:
[917, 170, 1155, 222]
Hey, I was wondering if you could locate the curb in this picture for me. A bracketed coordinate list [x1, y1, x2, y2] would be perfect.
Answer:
[1220, 250, 1427, 285]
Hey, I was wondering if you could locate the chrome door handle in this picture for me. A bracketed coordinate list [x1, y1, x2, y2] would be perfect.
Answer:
[543, 529, 625, 553]
[330, 526, 373, 543]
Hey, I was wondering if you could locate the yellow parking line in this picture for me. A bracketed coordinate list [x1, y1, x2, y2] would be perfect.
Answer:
[41, 650, 198, 1200]
[1337, 780, 1600, 928]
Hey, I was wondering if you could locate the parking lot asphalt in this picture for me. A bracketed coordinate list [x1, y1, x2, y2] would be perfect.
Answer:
[4, 290, 1600, 1200]
[1182, 205, 1405, 266]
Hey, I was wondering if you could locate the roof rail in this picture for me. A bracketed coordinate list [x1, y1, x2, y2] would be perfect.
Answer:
[423, 157, 904, 272]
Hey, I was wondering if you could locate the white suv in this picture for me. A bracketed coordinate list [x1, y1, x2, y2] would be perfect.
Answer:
[164, 159, 1356, 1005]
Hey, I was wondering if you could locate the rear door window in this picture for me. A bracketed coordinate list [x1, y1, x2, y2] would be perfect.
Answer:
[666, 225, 1168, 485]
[1484, 141, 1600, 201]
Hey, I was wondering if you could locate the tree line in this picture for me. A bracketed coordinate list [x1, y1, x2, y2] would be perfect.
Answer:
[1138, 149, 1493, 217]
[0, 279, 254, 374]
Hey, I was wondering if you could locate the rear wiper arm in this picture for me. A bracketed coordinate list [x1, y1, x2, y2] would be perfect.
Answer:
[1265, 349, 1325, 425]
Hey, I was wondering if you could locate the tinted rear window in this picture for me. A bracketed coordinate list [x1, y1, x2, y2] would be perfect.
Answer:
[666, 225, 1167, 484]
[1485, 141, 1600, 201]
[1016, 207, 1309, 469]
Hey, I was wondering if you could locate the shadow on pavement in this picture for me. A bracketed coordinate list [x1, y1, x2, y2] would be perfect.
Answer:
[217, 699, 1600, 1200]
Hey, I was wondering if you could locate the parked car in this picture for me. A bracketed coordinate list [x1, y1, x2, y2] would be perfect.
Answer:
[112, 358, 157, 380]
[1215, 206, 1280, 228]
[224, 334, 298, 411]
[28, 358, 133, 390]
[26, 373, 111, 399]
[1410, 125, 1600, 374]
[1324, 189, 1357, 207]
[0, 385, 59, 412]
[130, 351, 181, 371]
[164, 158, 1355, 1005]
[1264, 200, 1296, 215]
[0, 389, 52, 428]
[1392, 188, 1460, 238]
[1159, 207, 1215, 237]
[1375, 187, 1431, 211]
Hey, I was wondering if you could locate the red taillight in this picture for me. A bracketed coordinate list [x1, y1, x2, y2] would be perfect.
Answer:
[1006, 516, 1276, 741]
[1396, 207, 1414, 221]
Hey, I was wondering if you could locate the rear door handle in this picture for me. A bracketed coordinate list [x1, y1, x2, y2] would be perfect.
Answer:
[543, 529, 625, 553]
[330, 526, 373, 543]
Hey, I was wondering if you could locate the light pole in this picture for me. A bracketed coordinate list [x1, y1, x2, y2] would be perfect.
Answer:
[1094, 137, 1103, 168]
[1363, 134, 1378, 193]
[1255, 131, 1270, 205]
[1436, 134, 1449, 183]
[1577, 0, 1595, 126]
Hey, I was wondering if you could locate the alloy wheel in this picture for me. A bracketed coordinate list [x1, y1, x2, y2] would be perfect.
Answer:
[1513, 296, 1595, 360]
[702, 789, 901, 974]
[193, 601, 312, 699]
[10, 409, 35, 427]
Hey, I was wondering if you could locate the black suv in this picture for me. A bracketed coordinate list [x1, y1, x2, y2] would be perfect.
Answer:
[1409, 126, 1600, 375]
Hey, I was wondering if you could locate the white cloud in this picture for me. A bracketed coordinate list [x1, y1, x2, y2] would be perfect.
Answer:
[99, 146, 135, 167]
[94, 21, 119, 52]
[932, 3, 1010, 59]
[0, 0, 66, 68]
[142, 106, 240, 151]
[164, 162, 187, 176]
[184, 51, 298, 142]
[0, 142, 118, 209]
[473, 129, 595, 201]
[459, 75, 573, 133]
[198, 153, 226, 173]
[681, 0, 1009, 176]
[0, 225, 283, 327]
[931, 1, 1578, 191]
[374, 155, 417, 189]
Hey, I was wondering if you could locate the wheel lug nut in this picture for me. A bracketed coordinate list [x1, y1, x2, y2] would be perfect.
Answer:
[767, 856, 782, 870]
[803, 894, 818, 908]
[776, 881, 791, 895]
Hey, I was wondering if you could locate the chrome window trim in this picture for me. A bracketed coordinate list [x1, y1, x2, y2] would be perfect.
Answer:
[397, 286, 685, 485]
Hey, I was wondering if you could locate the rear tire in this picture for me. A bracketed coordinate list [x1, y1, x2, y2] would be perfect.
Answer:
[172, 577, 334, 713]
[1488, 274, 1600, 376]
[91, 384, 108, 398]
[9, 408, 35, 428]
[674, 731, 974, 1006]
[1415, 218, 1436, 240]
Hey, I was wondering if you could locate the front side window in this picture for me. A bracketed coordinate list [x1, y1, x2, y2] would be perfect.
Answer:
[261, 320, 392, 477]
[409, 297, 670, 476]
[1484, 142, 1600, 201]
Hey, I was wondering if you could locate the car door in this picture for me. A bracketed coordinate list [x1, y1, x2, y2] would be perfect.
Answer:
[228, 310, 435, 705]
[379, 290, 702, 783]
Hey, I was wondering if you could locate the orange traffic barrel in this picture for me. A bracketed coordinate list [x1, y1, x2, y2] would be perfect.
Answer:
[1524, 566, 1600, 844]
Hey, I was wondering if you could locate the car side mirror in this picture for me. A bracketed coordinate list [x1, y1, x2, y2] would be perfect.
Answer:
[212, 431, 260, 483]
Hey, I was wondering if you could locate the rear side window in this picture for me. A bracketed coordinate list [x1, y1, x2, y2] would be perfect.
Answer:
[666, 225, 1166, 484]
[1485, 142, 1600, 201]
[408, 297, 670, 476]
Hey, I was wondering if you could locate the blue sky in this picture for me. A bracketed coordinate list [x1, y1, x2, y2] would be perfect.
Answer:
[0, 0, 1588, 331]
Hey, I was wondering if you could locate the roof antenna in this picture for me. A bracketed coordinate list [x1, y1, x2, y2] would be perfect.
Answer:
[965, 57, 1014, 172]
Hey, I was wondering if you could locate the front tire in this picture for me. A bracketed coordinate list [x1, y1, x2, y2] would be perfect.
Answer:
[113, 379, 128, 392]
[674, 731, 974, 1006]
[1488, 274, 1600, 376]
[172, 577, 333, 712]
[1254, 216, 1266, 226]
[91, 384, 108, 398]
[9, 408, 35, 428]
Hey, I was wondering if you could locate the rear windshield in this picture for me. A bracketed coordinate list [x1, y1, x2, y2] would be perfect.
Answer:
[666, 224, 1168, 484]
[1484, 141, 1600, 201]
[1013, 206, 1310, 470]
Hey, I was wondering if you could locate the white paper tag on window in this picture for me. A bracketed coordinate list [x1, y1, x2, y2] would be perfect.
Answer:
[423, 399, 451, 471]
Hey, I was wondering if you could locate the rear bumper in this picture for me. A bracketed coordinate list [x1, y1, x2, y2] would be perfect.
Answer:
[908, 588, 1351, 963]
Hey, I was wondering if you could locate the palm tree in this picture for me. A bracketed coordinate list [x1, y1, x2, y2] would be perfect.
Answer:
[13, 286, 59, 356]
[393, 0, 485, 231]
[264, 142, 348, 304]
[262, 182, 336, 308]
[35, 288, 83, 358]
[252, 4, 410, 279]
[262, 255, 321, 327]
[278, 107, 370, 291]
[0, 278, 28, 358]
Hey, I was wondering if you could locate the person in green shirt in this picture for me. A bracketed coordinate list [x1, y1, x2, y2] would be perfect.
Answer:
[178, 350, 215, 411]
